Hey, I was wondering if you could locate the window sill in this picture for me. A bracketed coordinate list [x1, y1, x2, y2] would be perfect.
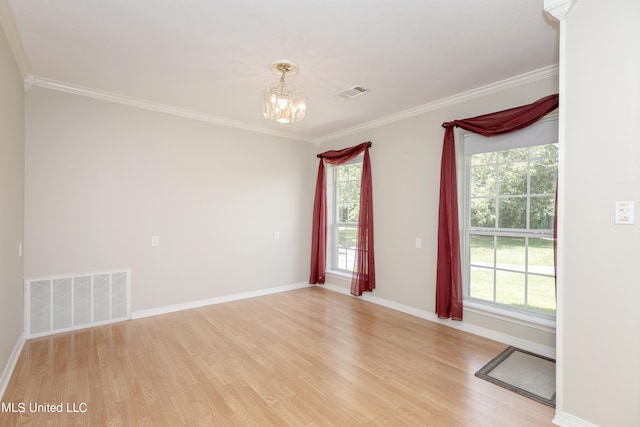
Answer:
[464, 299, 556, 333]
[325, 270, 353, 280]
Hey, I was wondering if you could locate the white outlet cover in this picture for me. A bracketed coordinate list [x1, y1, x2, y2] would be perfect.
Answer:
[615, 201, 634, 225]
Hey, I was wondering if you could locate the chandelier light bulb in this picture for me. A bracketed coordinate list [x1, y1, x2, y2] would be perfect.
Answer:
[277, 93, 289, 109]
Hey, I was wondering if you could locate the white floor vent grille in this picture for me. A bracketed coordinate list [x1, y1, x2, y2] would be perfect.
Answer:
[25, 270, 130, 338]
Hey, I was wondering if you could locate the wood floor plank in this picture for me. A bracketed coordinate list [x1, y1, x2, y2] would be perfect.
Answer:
[1, 286, 555, 426]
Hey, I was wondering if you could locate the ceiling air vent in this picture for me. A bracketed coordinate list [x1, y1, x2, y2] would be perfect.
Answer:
[336, 85, 370, 100]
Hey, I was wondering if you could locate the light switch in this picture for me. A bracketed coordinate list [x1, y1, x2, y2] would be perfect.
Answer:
[615, 201, 634, 225]
[415, 238, 422, 249]
[274, 231, 280, 240]
[151, 235, 160, 246]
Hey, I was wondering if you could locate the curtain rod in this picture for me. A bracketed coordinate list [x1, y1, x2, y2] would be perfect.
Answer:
[367, 141, 372, 147]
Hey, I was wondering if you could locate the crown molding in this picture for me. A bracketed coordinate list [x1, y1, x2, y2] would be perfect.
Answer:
[315, 64, 559, 144]
[29, 64, 558, 146]
[0, 0, 32, 79]
[544, 0, 578, 20]
[32, 77, 315, 143]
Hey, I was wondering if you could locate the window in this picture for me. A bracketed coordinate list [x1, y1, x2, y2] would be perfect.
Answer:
[463, 119, 558, 318]
[331, 160, 362, 272]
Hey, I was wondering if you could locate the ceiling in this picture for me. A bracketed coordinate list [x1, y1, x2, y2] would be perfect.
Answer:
[6, 0, 559, 143]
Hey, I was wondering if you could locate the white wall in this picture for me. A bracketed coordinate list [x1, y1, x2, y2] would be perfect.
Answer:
[24, 88, 317, 312]
[0, 19, 25, 389]
[561, 0, 640, 425]
[320, 75, 559, 349]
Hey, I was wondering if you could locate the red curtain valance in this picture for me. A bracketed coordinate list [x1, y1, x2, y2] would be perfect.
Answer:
[309, 142, 375, 296]
[436, 94, 559, 320]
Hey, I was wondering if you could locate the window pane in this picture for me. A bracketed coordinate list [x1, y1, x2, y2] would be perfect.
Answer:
[530, 143, 558, 159]
[471, 165, 496, 197]
[496, 236, 525, 271]
[472, 152, 496, 166]
[336, 226, 358, 272]
[345, 248, 356, 271]
[338, 204, 359, 223]
[469, 268, 493, 300]
[337, 247, 347, 270]
[470, 234, 494, 266]
[496, 270, 525, 307]
[338, 226, 348, 247]
[346, 227, 357, 248]
[497, 161, 527, 195]
[349, 164, 362, 181]
[530, 196, 555, 230]
[337, 182, 348, 204]
[347, 181, 360, 203]
[498, 197, 526, 228]
[499, 147, 528, 162]
[338, 205, 347, 223]
[470, 198, 496, 228]
[528, 275, 557, 314]
[530, 158, 557, 195]
[347, 202, 359, 223]
[336, 163, 361, 225]
[528, 238, 554, 275]
[348, 180, 361, 203]
[337, 165, 349, 182]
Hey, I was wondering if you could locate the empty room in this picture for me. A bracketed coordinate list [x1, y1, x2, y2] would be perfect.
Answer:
[1, 1, 638, 426]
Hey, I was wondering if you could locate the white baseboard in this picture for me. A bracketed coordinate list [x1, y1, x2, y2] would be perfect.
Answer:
[0, 333, 25, 401]
[552, 411, 601, 427]
[320, 283, 556, 359]
[132, 282, 310, 320]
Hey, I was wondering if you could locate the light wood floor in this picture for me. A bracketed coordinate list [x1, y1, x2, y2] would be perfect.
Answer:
[1, 286, 555, 426]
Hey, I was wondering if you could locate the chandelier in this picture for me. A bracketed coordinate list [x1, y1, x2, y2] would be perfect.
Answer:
[263, 61, 307, 124]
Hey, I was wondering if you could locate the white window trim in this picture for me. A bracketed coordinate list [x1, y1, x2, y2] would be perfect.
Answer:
[458, 115, 559, 326]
